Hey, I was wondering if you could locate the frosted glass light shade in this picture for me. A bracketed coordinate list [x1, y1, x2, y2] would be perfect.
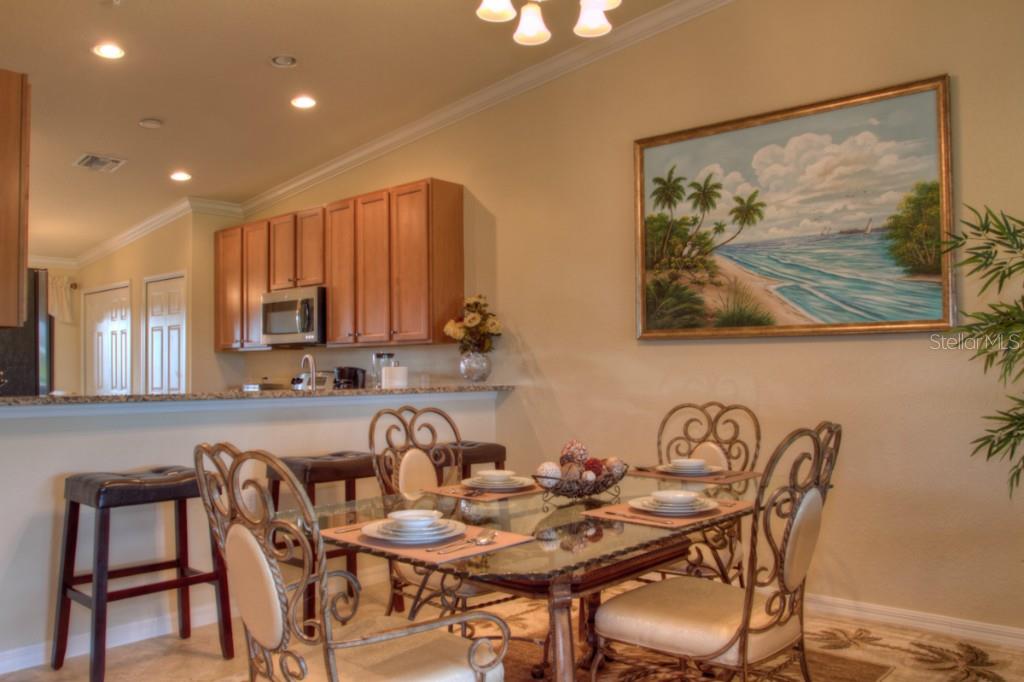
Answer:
[604, 0, 622, 9]
[476, 0, 517, 22]
[574, 0, 612, 38]
[514, 2, 551, 46]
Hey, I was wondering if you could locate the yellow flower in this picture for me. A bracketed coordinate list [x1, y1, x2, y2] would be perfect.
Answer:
[484, 317, 502, 334]
[464, 312, 482, 328]
[444, 320, 466, 341]
[465, 294, 487, 306]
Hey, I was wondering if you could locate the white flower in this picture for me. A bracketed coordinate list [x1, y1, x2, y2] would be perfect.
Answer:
[484, 317, 502, 334]
[465, 294, 487, 306]
[444, 320, 466, 341]
[463, 312, 482, 328]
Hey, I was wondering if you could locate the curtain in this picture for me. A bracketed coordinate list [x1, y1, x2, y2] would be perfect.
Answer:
[47, 273, 75, 324]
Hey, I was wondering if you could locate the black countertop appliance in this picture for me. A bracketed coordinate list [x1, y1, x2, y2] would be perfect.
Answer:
[0, 269, 53, 396]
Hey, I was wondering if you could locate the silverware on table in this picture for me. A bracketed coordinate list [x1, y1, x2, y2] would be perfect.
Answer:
[436, 530, 498, 555]
[604, 510, 677, 526]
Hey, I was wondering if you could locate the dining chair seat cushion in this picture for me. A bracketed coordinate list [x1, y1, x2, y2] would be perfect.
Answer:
[394, 562, 493, 597]
[336, 615, 504, 681]
[65, 466, 199, 508]
[595, 577, 799, 666]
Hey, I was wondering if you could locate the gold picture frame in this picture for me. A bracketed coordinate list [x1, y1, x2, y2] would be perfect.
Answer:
[635, 75, 954, 339]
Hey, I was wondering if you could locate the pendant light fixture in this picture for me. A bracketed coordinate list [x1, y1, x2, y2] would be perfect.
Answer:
[476, 0, 517, 22]
[513, 2, 552, 46]
[574, 0, 612, 37]
[604, 0, 622, 9]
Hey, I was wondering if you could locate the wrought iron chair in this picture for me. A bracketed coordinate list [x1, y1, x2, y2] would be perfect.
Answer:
[655, 402, 761, 584]
[590, 422, 841, 681]
[194, 442, 509, 681]
[369, 406, 510, 619]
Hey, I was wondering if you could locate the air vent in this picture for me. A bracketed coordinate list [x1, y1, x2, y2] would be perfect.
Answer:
[73, 153, 126, 173]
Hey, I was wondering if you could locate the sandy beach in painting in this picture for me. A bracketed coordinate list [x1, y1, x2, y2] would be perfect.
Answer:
[706, 255, 817, 326]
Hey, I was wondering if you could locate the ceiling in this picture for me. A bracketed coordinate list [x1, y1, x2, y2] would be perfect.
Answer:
[0, 0, 677, 260]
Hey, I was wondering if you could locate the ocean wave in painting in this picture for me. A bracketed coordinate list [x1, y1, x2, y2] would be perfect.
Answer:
[718, 232, 943, 323]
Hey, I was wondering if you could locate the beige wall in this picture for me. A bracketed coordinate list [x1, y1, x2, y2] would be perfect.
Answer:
[41, 265, 81, 394]
[237, 0, 1024, 628]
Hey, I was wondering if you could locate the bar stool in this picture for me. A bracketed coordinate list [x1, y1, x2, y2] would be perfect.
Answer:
[51, 466, 234, 682]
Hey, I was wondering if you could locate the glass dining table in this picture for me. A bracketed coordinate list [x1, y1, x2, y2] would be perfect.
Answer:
[311, 473, 759, 681]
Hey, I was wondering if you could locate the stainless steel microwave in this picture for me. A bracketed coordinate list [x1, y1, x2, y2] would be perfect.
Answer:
[260, 286, 326, 346]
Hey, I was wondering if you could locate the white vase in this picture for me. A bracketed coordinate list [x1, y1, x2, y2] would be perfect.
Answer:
[459, 352, 492, 382]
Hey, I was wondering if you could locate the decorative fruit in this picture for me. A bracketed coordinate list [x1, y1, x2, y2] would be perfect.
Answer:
[560, 439, 589, 465]
[560, 462, 583, 480]
[584, 458, 605, 476]
[581, 470, 597, 483]
[603, 456, 627, 477]
[535, 461, 561, 487]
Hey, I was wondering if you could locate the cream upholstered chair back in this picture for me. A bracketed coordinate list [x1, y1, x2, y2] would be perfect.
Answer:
[369, 406, 465, 498]
[739, 423, 841, 647]
[657, 401, 761, 472]
[194, 443, 357, 681]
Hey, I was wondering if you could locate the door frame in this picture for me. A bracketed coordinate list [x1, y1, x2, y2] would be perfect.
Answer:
[80, 280, 132, 395]
[143, 271, 188, 395]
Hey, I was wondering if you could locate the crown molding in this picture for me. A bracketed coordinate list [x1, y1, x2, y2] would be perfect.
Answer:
[241, 0, 732, 215]
[27, 255, 79, 270]
[188, 197, 245, 218]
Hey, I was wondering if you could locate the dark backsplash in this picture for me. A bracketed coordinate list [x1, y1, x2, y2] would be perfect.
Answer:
[0, 270, 52, 396]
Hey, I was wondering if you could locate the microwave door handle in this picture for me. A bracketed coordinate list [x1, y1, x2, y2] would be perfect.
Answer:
[297, 299, 312, 333]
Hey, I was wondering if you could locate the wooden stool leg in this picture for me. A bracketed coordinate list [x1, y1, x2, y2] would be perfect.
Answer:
[303, 483, 316, 636]
[344, 479, 358, 593]
[89, 508, 111, 682]
[270, 479, 281, 510]
[210, 534, 234, 659]
[51, 500, 80, 669]
[174, 499, 191, 639]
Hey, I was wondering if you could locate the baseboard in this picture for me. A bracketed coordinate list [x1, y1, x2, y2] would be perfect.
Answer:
[805, 593, 1024, 649]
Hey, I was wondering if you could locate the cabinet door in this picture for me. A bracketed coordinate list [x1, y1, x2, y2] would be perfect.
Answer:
[325, 199, 356, 344]
[214, 226, 243, 350]
[0, 69, 29, 327]
[389, 181, 431, 342]
[241, 221, 270, 348]
[296, 207, 325, 286]
[268, 213, 296, 290]
[355, 191, 391, 344]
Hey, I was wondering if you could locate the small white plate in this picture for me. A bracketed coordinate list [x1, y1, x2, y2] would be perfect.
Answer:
[381, 522, 452, 536]
[628, 496, 718, 516]
[362, 519, 467, 545]
[656, 464, 724, 477]
[462, 476, 534, 491]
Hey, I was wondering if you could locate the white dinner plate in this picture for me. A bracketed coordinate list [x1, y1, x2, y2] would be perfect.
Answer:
[628, 497, 718, 516]
[462, 476, 534, 491]
[381, 522, 454, 536]
[656, 464, 724, 477]
[362, 519, 467, 544]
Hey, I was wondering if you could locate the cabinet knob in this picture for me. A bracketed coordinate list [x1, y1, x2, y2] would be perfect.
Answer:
[347, 332, 356, 338]
[390, 329, 398, 335]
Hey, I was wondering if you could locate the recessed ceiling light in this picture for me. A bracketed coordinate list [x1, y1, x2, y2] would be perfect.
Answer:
[92, 42, 125, 59]
[270, 55, 298, 68]
[290, 95, 317, 109]
[138, 118, 163, 129]
[170, 171, 192, 182]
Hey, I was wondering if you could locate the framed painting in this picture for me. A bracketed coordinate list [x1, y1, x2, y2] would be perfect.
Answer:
[635, 75, 954, 339]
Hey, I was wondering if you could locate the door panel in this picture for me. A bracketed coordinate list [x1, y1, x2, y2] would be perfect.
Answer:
[325, 199, 356, 344]
[389, 181, 431, 342]
[355, 191, 390, 344]
[269, 213, 297, 290]
[296, 207, 325, 286]
[84, 286, 130, 395]
[146, 276, 186, 395]
[214, 226, 242, 349]
[242, 221, 270, 348]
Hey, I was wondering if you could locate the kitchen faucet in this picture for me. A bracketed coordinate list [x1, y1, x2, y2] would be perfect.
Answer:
[300, 354, 317, 394]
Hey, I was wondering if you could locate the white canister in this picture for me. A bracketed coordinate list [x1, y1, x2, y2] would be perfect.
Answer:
[381, 365, 409, 389]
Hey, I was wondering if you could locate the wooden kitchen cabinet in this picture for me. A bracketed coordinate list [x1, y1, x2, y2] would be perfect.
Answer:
[214, 226, 243, 350]
[242, 221, 270, 348]
[0, 69, 30, 328]
[325, 198, 356, 344]
[268, 213, 296, 290]
[296, 207, 325, 286]
[354, 190, 391, 344]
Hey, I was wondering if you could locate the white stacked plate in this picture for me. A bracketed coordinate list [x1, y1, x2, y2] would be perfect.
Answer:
[656, 458, 723, 477]
[362, 518, 467, 545]
[462, 470, 534, 492]
[628, 490, 718, 516]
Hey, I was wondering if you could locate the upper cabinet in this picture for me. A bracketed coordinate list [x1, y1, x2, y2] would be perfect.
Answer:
[0, 69, 30, 328]
[241, 221, 270, 349]
[269, 209, 325, 291]
[268, 213, 296, 290]
[214, 226, 243, 350]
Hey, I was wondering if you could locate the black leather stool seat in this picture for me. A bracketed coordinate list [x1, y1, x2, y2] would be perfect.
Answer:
[64, 466, 199, 508]
[457, 441, 507, 467]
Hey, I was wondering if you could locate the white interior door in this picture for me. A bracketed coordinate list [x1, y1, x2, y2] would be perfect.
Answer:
[84, 286, 131, 396]
[146, 276, 186, 395]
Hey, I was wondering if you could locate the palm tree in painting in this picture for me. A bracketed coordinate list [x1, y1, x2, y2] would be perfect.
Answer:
[687, 173, 723, 232]
[650, 165, 686, 265]
[718, 190, 767, 249]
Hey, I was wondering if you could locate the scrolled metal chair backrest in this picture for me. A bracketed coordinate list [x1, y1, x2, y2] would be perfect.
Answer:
[657, 401, 761, 471]
[194, 443, 359, 682]
[729, 422, 841, 663]
[369, 406, 465, 496]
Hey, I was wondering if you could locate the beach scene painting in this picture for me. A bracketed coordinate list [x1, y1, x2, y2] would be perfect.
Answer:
[636, 77, 953, 339]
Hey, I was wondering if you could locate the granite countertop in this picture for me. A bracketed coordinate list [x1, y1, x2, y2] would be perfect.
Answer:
[0, 383, 514, 407]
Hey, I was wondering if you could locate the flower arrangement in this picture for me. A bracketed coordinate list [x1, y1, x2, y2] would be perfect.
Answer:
[444, 295, 503, 353]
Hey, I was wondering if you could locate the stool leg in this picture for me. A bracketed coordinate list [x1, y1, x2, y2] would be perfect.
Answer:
[90, 508, 111, 682]
[270, 479, 280, 510]
[210, 534, 234, 659]
[51, 500, 80, 669]
[303, 483, 317, 636]
[344, 479, 358, 594]
[174, 499, 191, 639]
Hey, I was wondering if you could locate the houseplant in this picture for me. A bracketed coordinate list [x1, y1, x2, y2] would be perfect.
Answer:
[948, 207, 1024, 494]
[444, 295, 502, 382]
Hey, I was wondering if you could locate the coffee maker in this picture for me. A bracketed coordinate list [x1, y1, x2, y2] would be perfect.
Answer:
[334, 366, 366, 389]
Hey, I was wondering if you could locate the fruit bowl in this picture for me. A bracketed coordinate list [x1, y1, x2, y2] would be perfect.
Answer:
[532, 465, 628, 500]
